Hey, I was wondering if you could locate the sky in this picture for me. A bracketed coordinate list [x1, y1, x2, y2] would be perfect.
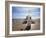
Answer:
[12, 7, 40, 19]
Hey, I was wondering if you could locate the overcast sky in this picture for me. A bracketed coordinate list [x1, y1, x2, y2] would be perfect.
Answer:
[12, 7, 40, 19]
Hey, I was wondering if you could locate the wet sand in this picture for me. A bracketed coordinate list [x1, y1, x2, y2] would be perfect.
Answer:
[12, 19, 40, 31]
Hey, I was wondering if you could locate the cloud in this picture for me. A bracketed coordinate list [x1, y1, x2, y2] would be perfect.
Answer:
[12, 7, 40, 19]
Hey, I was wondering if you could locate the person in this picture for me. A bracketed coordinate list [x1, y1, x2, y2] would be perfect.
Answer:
[25, 16, 31, 30]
